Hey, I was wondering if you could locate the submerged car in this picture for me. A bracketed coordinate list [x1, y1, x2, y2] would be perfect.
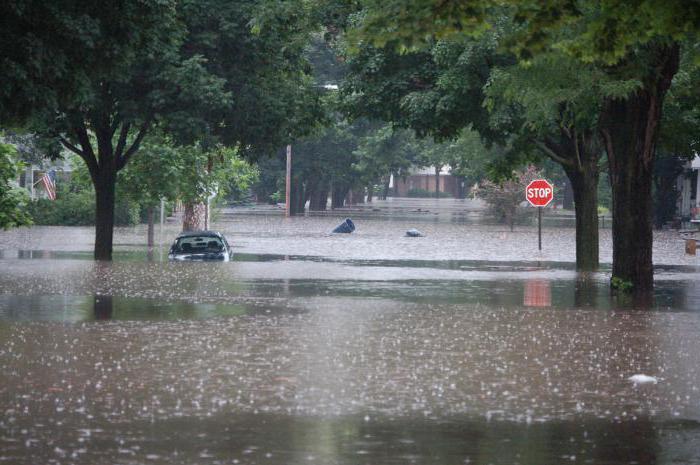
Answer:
[168, 231, 232, 261]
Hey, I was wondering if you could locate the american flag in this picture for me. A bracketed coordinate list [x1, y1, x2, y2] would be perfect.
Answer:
[40, 170, 56, 200]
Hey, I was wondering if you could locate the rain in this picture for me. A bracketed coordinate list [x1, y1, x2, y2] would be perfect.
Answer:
[1, 200, 700, 464]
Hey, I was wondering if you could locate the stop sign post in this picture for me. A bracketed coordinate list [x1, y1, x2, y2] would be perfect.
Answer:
[526, 179, 554, 250]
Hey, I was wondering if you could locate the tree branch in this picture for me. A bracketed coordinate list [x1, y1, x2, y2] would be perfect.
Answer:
[70, 119, 100, 180]
[534, 138, 574, 168]
[62, 133, 99, 180]
[117, 119, 151, 171]
[58, 136, 84, 157]
[572, 127, 583, 171]
[73, 120, 95, 159]
[114, 122, 131, 160]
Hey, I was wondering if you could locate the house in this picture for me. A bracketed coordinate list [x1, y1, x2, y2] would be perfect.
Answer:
[392, 166, 463, 197]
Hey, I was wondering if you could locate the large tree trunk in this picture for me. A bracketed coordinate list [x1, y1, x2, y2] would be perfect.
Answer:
[366, 185, 374, 203]
[566, 167, 599, 272]
[538, 128, 602, 272]
[599, 42, 679, 293]
[183, 202, 206, 231]
[94, 168, 116, 261]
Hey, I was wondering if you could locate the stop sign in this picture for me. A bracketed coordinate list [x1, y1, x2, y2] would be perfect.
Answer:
[526, 179, 554, 207]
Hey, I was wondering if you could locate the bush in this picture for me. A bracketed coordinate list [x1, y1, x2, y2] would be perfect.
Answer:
[406, 188, 452, 198]
[478, 166, 542, 231]
[27, 190, 94, 225]
[28, 188, 140, 226]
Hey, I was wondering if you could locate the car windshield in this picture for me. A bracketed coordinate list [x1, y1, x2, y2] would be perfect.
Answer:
[173, 236, 224, 254]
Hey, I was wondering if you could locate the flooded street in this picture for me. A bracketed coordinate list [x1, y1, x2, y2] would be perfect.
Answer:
[1, 200, 700, 464]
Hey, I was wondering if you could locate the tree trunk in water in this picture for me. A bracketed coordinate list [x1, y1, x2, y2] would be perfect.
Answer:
[309, 184, 329, 211]
[435, 166, 440, 198]
[382, 176, 391, 200]
[331, 186, 344, 209]
[538, 127, 601, 272]
[599, 42, 679, 293]
[455, 175, 466, 199]
[567, 168, 600, 272]
[94, 169, 116, 261]
[183, 202, 206, 231]
[367, 185, 374, 203]
[319, 187, 329, 211]
[147, 206, 155, 249]
[289, 179, 305, 215]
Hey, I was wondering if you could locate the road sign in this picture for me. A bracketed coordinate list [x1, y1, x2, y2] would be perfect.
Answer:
[526, 179, 554, 251]
[526, 179, 554, 207]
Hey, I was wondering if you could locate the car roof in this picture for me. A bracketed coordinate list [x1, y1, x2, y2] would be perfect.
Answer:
[175, 230, 225, 239]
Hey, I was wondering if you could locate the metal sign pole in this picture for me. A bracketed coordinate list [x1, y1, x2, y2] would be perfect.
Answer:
[285, 144, 292, 217]
[538, 206, 542, 251]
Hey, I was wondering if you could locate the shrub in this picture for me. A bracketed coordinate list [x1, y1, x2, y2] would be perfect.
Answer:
[478, 166, 543, 231]
[28, 188, 140, 226]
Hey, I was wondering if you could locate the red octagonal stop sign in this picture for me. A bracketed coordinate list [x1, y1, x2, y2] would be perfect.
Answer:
[526, 179, 554, 207]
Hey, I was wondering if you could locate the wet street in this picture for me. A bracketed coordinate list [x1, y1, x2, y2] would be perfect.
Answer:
[1, 199, 700, 464]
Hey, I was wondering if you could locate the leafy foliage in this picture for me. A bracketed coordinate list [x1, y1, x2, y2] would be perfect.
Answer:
[352, 0, 700, 65]
[0, 143, 32, 229]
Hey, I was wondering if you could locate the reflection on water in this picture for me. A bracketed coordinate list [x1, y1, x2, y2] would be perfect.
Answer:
[4, 410, 698, 464]
[1, 301, 700, 464]
[523, 279, 552, 307]
[0, 294, 253, 322]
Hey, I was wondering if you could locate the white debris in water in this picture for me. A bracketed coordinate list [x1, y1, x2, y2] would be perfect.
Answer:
[629, 374, 658, 385]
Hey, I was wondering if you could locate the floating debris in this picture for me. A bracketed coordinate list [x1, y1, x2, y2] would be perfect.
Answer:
[332, 218, 355, 234]
[629, 374, 658, 385]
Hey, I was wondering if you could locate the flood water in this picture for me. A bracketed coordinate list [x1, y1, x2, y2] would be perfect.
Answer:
[1, 199, 699, 464]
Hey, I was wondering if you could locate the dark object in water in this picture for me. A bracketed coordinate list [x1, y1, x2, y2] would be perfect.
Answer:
[332, 218, 355, 234]
[406, 228, 424, 237]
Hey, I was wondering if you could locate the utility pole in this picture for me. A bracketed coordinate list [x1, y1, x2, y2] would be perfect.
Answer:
[285, 144, 292, 217]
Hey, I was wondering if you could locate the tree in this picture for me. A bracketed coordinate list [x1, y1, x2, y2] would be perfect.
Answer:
[652, 53, 700, 228]
[0, 0, 228, 260]
[353, 124, 421, 200]
[343, 24, 604, 269]
[1, 0, 322, 260]
[445, 128, 494, 198]
[119, 140, 182, 247]
[0, 143, 32, 229]
[484, 53, 615, 271]
[350, 0, 700, 293]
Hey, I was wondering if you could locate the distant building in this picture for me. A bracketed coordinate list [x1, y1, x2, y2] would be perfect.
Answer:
[14, 160, 72, 200]
[2, 134, 73, 200]
[392, 166, 463, 197]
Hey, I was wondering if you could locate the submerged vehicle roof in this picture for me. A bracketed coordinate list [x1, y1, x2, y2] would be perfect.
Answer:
[175, 230, 225, 239]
